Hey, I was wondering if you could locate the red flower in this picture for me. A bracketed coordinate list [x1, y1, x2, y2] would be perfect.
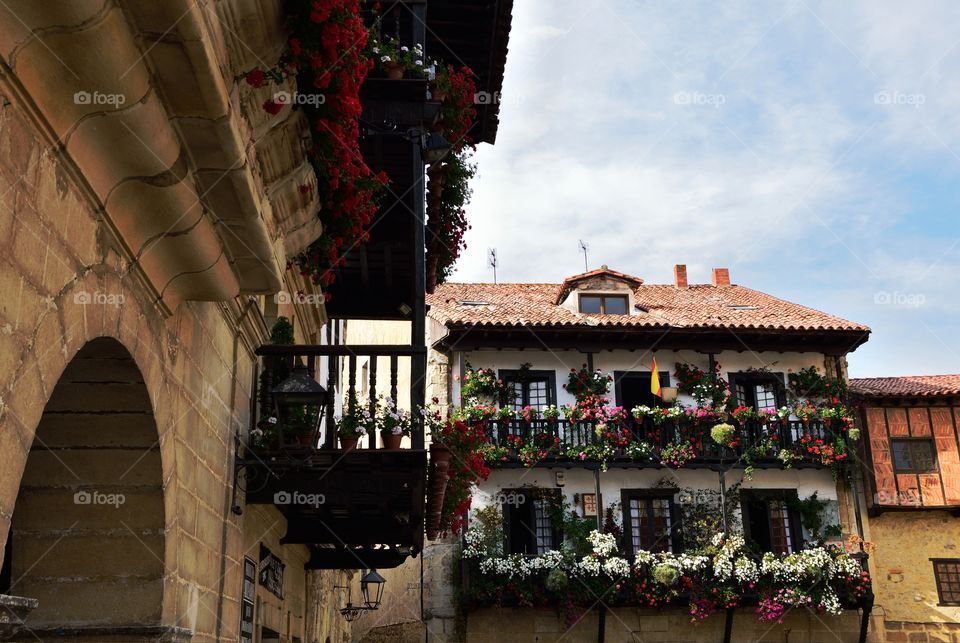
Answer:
[262, 98, 284, 115]
[245, 69, 265, 88]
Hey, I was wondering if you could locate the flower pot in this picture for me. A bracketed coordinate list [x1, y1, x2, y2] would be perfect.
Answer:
[340, 435, 359, 451]
[426, 443, 452, 540]
[430, 85, 448, 102]
[660, 387, 678, 403]
[383, 62, 404, 80]
[382, 432, 404, 450]
[296, 433, 315, 447]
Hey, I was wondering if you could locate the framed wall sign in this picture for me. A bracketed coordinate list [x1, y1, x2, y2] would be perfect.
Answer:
[581, 493, 598, 517]
[258, 544, 285, 599]
[240, 557, 256, 643]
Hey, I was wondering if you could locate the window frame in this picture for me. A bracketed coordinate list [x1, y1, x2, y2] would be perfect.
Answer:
[578, 293, 629, 315]
[498, 369, 557, 411]
[932, 558, 960, 606]
[501, 488, 562, 555]
[726, 371, 788, 410]
[621, 489, 680, 555]
[739, 489, 804, 555]
[890, 437, 938, 474]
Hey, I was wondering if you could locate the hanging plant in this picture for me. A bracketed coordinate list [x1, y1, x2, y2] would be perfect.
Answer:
[243, 0, 389, 294]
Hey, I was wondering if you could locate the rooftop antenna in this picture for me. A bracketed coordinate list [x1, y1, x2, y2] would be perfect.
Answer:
[578, 240, 589, 272]
[488, 248, 498, 284]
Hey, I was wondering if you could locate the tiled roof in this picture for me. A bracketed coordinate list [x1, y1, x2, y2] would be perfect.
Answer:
[427, 280, 870, 333]
[850, 375, 960, 397]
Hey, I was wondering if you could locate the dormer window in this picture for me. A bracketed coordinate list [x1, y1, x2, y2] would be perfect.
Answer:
[579, 294, 628, 315]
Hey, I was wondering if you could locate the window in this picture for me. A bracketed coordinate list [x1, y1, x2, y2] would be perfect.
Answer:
[740, 490, 803, 555]
[728, 371, 786, 410]
[891, 439, 937, 473]
[579, 294, 628, 315]
[622, 491, 678, 554]
[933, 559, 960, 605]
[499, 369, 556, 412]
[503, 489, 560, 555]
[614, 371, 672, 411]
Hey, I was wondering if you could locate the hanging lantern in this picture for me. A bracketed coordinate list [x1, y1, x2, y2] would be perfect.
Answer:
[360, 569, 386, 610]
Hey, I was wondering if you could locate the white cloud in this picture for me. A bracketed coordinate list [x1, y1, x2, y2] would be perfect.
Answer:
[450, 0, 960, 375]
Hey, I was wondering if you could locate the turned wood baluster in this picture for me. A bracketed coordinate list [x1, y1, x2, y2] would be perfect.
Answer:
[368, 356, 378, 449]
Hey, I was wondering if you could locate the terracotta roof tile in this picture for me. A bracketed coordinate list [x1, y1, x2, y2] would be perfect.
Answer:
[850, 375, 960, 397]
[427, 280, 870, 333]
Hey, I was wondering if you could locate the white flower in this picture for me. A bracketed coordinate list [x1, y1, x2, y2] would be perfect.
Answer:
[587, 530, 618, 557]
[372, 46, 379, 54]
[415, 60, 423, 66]
[603, 557, 631, 578]
[380, 55, 391, 63]
[400, 45, 409, 52]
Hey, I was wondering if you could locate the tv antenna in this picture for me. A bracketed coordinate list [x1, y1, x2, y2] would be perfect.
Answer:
[488, 248, 498, 283]
[578, 240, 589, 271]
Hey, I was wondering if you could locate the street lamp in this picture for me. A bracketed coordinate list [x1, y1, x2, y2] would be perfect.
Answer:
[271, 363, 329, 446]
[421, 132, 452, 164]
[360, 569, 386, 610]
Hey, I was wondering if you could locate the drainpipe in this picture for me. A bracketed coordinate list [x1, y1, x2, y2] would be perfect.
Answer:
[216, 298, 258, 641]
[594, 467, 605, 643]
[835, 354, 874, 643]
[718, 469, 734, 643]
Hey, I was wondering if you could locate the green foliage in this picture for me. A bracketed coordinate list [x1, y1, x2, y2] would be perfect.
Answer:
[677, 484, 742, 553]
[269, 317, 295, 344]
[787, 492, 842, 543]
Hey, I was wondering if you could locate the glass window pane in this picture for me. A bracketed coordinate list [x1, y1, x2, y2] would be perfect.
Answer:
[911, 441, 936, 471]
[528, 380, 548, 410]
[508, 381, 524, 411]
[892, 439, 936, 472]
[755, 384, 777, 409]
[768, 500, 793, 554]
[579, 295, 602, 314]
[533, 499, 554, 553]
[891, 441, 912, 470]
[603, 296, 628, 315]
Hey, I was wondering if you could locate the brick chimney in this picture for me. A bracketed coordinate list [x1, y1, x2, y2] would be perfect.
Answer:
[673, 264, 688, 288]
[712, 268, 730, 287]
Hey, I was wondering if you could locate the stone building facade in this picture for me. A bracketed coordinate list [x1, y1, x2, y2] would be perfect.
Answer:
[852, 376, 960, 643]
[0, 1, 354, 640]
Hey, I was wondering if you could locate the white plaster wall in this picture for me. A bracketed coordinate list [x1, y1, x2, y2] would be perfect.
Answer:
[472, 466, 837, 513]
[470, 465, 839, 547]
[450, 347, 827, 410]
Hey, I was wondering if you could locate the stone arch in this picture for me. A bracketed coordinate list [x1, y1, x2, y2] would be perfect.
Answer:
[2, 336, 167, 638]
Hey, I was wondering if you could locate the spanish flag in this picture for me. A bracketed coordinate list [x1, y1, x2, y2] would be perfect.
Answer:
[651, 357, 662, 397]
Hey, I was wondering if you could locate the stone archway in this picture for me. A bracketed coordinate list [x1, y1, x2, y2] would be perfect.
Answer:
[3, 337, 166, 639]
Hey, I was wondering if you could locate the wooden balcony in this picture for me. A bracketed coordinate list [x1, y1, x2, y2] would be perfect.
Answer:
[235, 343, 428, 569]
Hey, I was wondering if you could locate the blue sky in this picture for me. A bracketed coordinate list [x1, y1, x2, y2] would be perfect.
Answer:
[449, 0, 960, 378]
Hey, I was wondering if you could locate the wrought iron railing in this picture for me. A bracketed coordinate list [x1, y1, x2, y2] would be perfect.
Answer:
[470, 417, 838, 466]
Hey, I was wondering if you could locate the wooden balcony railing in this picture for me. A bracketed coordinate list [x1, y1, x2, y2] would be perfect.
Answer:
[254, 343, 427, 449]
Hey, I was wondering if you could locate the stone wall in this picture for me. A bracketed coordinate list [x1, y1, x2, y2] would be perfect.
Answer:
[865, 511, 960, 642]
[465, 607, 862, 642]
[0, 86, 350, 641]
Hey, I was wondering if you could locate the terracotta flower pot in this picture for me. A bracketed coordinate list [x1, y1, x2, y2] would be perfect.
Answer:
[296, 433, 315, 447]
[383, 62, 404, 80]
[382, 432, 404, 450]
[425, 443, 452, 540]
[340, 435, 359, 451]
[431, 89, 448, 102]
